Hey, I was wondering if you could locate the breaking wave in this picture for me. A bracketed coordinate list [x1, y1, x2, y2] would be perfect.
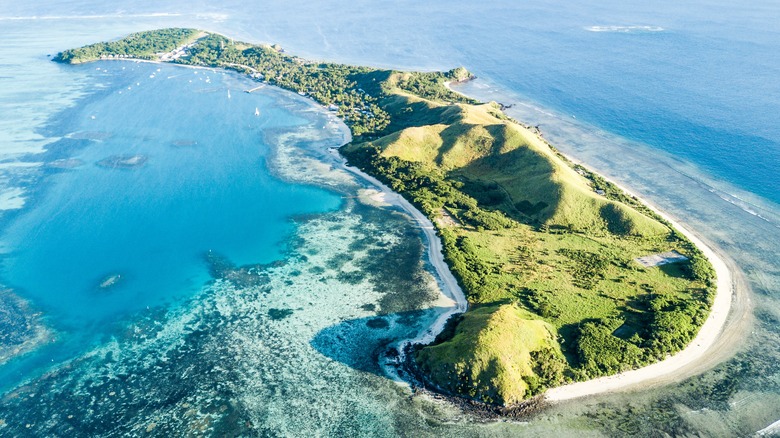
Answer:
[586, 25, 665, 33]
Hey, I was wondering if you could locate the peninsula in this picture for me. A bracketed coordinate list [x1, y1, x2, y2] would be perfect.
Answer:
[54, 29, 724, 407]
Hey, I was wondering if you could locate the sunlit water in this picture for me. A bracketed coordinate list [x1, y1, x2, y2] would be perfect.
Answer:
[0, 60, 352, 388]
[0, 0, 778, 435]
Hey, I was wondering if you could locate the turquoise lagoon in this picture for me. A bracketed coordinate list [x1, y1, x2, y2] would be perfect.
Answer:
[1, 0, 779, 435]
[0, 52, 458, 435]
[0, 62, 349, 384]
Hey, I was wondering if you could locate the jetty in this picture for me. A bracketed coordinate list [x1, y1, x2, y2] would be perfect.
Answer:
[244, 85, 266, 93]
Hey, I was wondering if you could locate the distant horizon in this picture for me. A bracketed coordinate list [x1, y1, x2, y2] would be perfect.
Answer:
[0, 1, 778, 435]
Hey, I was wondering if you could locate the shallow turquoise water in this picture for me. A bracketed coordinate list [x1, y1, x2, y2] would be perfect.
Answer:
[4, 63, 339, 322]
[0, 0, 779, 436]
[0, 59, 455, 434]
[0, 62, 342, 388]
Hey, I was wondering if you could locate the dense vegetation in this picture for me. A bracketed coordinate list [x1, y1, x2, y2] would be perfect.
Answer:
[178, 33, 391, 137]
[54, 28, 198, 63]
[342, 114, 715, 384]
[57, 29, 718, 406]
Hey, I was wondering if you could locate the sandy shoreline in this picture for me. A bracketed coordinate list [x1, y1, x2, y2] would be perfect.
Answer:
[104, 51, 744, 404]
[324, 147, 469, 382]
[328, 148, 469, 329]
[313, 104, 469, 372]
[328, 119, 742, 402]
[544, 166, 742, 401]
[443, 79, 746, 401]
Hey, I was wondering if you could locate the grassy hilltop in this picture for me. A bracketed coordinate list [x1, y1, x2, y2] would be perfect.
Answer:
[56, 29, 717, 406]
[341, 75, 715, 402]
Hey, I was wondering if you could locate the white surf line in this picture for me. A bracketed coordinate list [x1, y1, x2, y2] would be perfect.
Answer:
[544, 157, 736, 402]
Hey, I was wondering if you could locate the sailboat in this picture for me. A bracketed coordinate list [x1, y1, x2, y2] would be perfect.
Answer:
[227, 89, 231, 99]
[254, 107, 260, 116]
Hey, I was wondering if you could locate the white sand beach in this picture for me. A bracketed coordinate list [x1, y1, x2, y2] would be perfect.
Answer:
[444, 79, 748, 401]
[331, 151, 468, 349]
[544, 162, 749, 401]
[325, 85, 747, 401]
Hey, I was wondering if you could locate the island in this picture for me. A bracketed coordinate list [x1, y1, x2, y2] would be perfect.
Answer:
[54, 29, 721, 408]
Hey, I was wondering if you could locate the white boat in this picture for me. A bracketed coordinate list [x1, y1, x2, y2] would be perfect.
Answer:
[254, 107, 260, 116]
[227, 90, 231, 99]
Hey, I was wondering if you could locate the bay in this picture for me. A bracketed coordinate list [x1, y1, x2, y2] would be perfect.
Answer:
[0, 0, 778, 435]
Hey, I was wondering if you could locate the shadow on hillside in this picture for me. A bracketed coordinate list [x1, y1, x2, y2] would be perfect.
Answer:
[381, 96, 463, 132]
[456, 145, 560, 226]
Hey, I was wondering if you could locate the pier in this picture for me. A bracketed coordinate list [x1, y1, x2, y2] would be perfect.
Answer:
[244, 85, 266, 93]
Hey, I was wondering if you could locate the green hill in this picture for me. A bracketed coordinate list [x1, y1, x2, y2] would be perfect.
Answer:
[416, 303, 565, 405]
[57, 29, 717, 407]
[348, 99, 667, 237]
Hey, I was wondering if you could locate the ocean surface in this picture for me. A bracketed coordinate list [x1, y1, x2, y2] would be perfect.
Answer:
[0, 0, 778, 436]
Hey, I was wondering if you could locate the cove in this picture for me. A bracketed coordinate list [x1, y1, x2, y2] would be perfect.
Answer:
[0, 61, 341, 388]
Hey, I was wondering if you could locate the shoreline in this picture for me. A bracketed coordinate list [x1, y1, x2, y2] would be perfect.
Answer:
[544, 165, 745, 401]
[327, 148, 469, 351]
[90, 49, 744, 407]
[112, 43, 472, 367]
[329, 90, 743, 402]
[270, 95, 470, 384]
[443, 78, 746, 402]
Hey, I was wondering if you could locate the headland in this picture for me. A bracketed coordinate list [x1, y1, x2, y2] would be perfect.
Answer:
[54, 28, 737, 409]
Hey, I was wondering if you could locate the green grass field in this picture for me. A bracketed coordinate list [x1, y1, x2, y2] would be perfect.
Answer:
[57, 30, 716, 406]
[342, 74, 715, 405]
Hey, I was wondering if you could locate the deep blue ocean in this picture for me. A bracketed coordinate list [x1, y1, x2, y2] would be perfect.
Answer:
[0, 0, 778, 435]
